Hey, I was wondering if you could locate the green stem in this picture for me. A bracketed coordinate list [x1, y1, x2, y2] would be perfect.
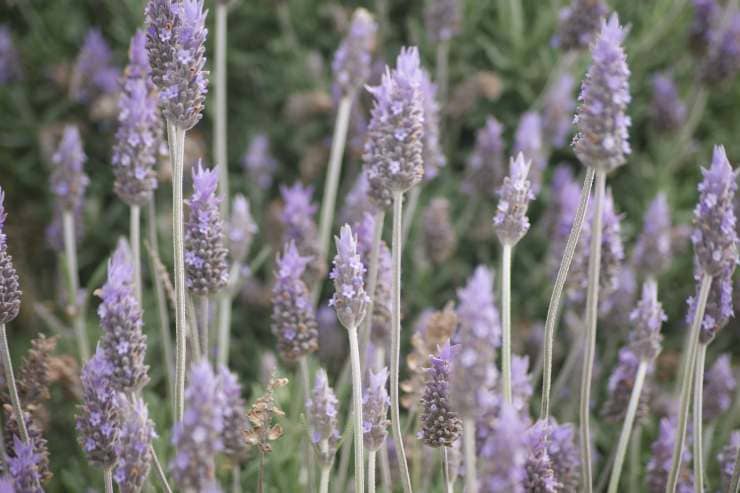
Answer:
[693, 343, 707, 493]
[198, 296, 210, 361]
[150, 444, 174, 493]
[402, 186, 420, 245]
[630, 425, 642, 493]
[501, 242, 513, 405]
[348, 325, 365, 493]
[233, 465, 241, 493]
[607, 360, 648, 493]
[463, 417, 477, 493]
[579, 169, 606, 493]
[540, 166, 595, 419]
[130, 204, 142, 303]
[320, 465, 331, 493]
[0, 324, 29, 443]
[390, 191, 413, 493]
[104, 468, 113, 493]
[442, 447, 453, 493]
[368, 450, 376, 493]
[214, 1, 229, 219]
[62, 210, 89, 362]
[666, 273, 712, 493]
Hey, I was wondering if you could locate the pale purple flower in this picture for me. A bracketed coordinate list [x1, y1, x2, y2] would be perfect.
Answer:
[98, 239, 149, 393]
[547, 419, 580, 491]
[51, 125, 89, 212]
[242, 133, 278, 190]
[628, 280, 666, 362]
[363, 367, 390, 452]
[114, 397, 155, 493]
[573, 15, 631, 172]
[718, 431, 740, 492]
[700, 10, 740, 85]
[650, 74, 686, 132]
[423, 198, 457, 265]
[543, 73, 576, 148]
[0, 188, 21, 325]
[600, 265, 637, 331]
[7, 436, 43, 493]
[0, 25, 22, 84]
[646, 417, 694, 493]
[228, 194, 257, 263]
[703, 354, 736, 422]
[634, 193, 673, 277]
[306, 368, 341, 466]
[330, 224, 370, 329]
[217, 366, 249, 464]
[419, 342, 462, 448]
[524, 420, 561, 493]
[554, 0, 608, 51]
[463, 116, 505, 197]
[479, 405, 527, 493]
[420, 69, 445, 180]
[493, 153, 535, 246]
[513, 112, 546, 192]
[280, 182, 322, 284]
[70, 28, 119, 103]
[332, 8, 377, 98]
[424, 0, 462, 43]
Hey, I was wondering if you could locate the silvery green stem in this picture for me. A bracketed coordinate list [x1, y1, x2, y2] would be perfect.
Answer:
[693, 343, 708, 493]
[216, 262, 238, 367]
[435, 40, 450, 107]
[442, 447, 453, 493]
[666, 273, 712, 493]
[368, 450, 376, 493]
[104, 468, 113, 493]
[150, 444, 174, 493]
[0, 324, 29, 444]
[348, 325, 365, 493]
[607, 359, 648, 493]
[317, 96, 353, 291]
[186, 295, 202, 361]
[551, 332, 584, 408]
[130, 204, 142, 303]
[402, 186, 420, 243]
[463, 417, 478, 493]
[167, 121, 187, 423]
[320, 465, 331, 493]
[630, 425, 642, 492]
[501, 242, 513, 405]
[198, 296, 210, 361]
[214, 1, 229, 219]
[232, 466, 241, 493]
[62, 210, 90, 362]
[391, 191, 413, 493]
[580, 168, 606, 493]
[540, 166, 595, 419]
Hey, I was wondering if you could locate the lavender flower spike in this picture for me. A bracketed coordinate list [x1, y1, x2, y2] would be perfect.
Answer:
[573, 14, 631, 173]
[170, 360, 225, 492]
[628, 280, 666, 362]
[463, 116, 505, 197]
[242, 133, 277, 191]
[646, 417, 694, 493]
[424, 0, 462, 43]
[0, 25, 22, 85]
[145, 0, 209, 130]
[363, 367, 390, 451]
[513, 112, 545, 192]
[543, 73, 576, 148]
[76, 347, 122, 469]
[217, 366, 249, 464]
[423, 197, 457, 265]
[691, 145, 738, 277]
[185, 162, 229, 295]
[306, 368, 341, 467]
[525, 420, 561, 493]
[227, 194, 257, 263]
[0, 188, 21, 324]
[479, 404, 528, 492]
[419, 342, 462, 448]
[494, 152, 535, 246]
[271, 241, 319, 361]
[554, 0, 608, 51]
[601, 348, 650, 422]
[700, 11, 740, 86]
[702, 353, 736, 422]
[51, 125, 89, 213]
[420, 68, 445, 180]
[7, 435, 43, 493]
[364, 47, 425, 197]
[98, 239, 149, 393]
[332, 8, 377, 98]
[70, 28, 119, 103]
[633, 193, 672, 278]
[114, 397, 155, 493]
[718, 431, 740, 492]
[547, 420, 581, 491]
[280, 182, 323, 285]
[689, 0, 719, 54]
[112, 31, 160, 207]
[650, 74, 687, 132]
[330, 224, 370, 329]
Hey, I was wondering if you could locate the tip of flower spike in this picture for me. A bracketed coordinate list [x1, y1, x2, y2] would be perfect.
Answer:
[277, 241, 312, 280]
[434, 340, 457, 363]
[280, 182, 317, 216]
[395, 46, 422, 83]
[598, 13, 626, 47]
[335, 224, 358, 259]
[510, 152, 532, 180]
[710, 145, 732, 177]
[98, 238, 134, 303]
[192, 160, 219, 201]
[128, 30, 148, 69]
[368, 367, 388, 391]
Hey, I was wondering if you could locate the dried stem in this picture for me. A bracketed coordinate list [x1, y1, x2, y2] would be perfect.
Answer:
[501, 242, 513, 405]
[62, 210, 89, 362]
[693, 343, 708, 493]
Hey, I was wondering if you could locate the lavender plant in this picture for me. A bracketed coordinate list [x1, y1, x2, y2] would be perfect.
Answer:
[69, 28, 119, 104]
[306, 368, 341, 493]
[114, 397, 155, 493]
[363, 367, 390, 493]
[463, 116, 505, 198]
[424, 0, 461, 102]
[242, 133, 278, 193]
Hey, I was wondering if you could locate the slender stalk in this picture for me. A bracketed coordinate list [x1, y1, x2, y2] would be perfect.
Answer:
[299, 356, 317, 493]
[390, 191, 413, 493]
[501, 242, 513, 405]
[348, 325, 365, 493]
[551, 334, 584, 407]
[198, 296, 210, 361]
[368, 450, 376, 493]
[442, 447, 453, 493]
[693, 343, 708, 493]
[130, 204, 142, 303]
[463, 418, 477, 493]
[186, 295, 202, 361]
[320, 465, 331, 493]
[579, 169, 606, 493]
[233, 466, 241, 493]
[630, 425, 642, 493]
[62, 210, 90, 362]
[150, 444, 174, 493]
[168, 122, 188, 423]
[0, 324, 29, 443]
[436, 40, 450, 108]
[217, 261, 241, 366]
[258, 453, 265, 493]
[402, 186, 420, 244]
[359, 211, 385, 371]
[214, 1, 229, 219]
[666, 273, 712, 493]
[540, 166, 595, 419]
[316, 96, 353, 288]
[104, 468, 113, 493]
[607, 359, 648, 493]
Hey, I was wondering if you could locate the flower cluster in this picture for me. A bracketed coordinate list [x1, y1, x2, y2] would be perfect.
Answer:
[50, 125, 89, 213]
[718, 431, 740, 493]
[633, 193, 673, 278]
[423, 198, 457, 265]
[218, 366, 249, 464]
[554, 0, 609, 51]
[513, 112, 545, 192]
[363, 367, 390, 452]
[0, 188, 21, 325]
[524, 420, 561, 493]
[628, 280, 666, 361]
[329, 225, 369, 329]
[114, 397, 155, 493]
[543, 73, 576, 148]
[702, 353, 736, 422]
[493, 153, 535, 246]
[418, 342, 462, 448]
[424, 0, 461, 43]
[0, 25, 22, 84]
[228, 194, 257, 264]
[463, 116, 505, 197]
[280, 182, 323, 285]
[242, 133, 278, 191]
[70, 28, 119, 103]
[420, 69, 445, 180]
[306, 369, 341, 467]
[7, 435, 44, 493]
[650, 74, 686, 132]
[332, 8, 377, 98]
[478, 405, 528, 492]
[601, 348, 651, 422]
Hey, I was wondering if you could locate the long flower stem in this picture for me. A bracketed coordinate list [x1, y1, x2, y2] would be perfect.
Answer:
[214, 1, 229, 219]
[501, 242, 513, 405]
[232, 466, 241, 493]
[0, 324, 29, 443]
[390, 191, 413, 493]
[167, 122, 187, 423]
[316, 96, 353, 289]
[150, 444, 174, 493]
[402, 186, 420, 244]
[463, 417, 477, 493]
[368, 450, 376, 493]
[348, 325, 365, 493]
[666, 273, 712, 493]
[607, 359, 648, 493]
[359, 211, 385, 371]
[104, 468, 113, 493]
[630, 425, 642, 492]
[579, 169, 606, 493]
[693, 343, 708, 493]
[320, 465, 331, 493]
[198, 296, 210, 361]
[217, 261, 242, 367]
[62, 210, 89, 362]
[442, 447, 453, 493]
[130, 204, 142, 303]
[436, 40, 450, 107]
[299, 356, 317, 493]
[540, 166, 595, 419]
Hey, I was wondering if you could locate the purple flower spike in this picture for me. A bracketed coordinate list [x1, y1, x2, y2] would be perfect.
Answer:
[363, 366, 390, 452]
[112, 30, 160, 207]
[185, 161, 229, 295]
[420, 69, 445, 180]
[0, 25, 22, 84]
[700, 10, 740, 86]
[242, 133, 278, 190]
[419, 342, 462, 448]
[228, 194, 257, 263]
[702, 353, 736, 422]
[573, 14, 631, 173]
[70, 28, 119, 103]
[646, 417, 694, 493]
[0, 188, 21, 325]
[51, 125, 89, 213]
[98, 239, 149, 393]
[513, 112, 545, 192]
[217, 366, 249, 464]
[554, 0, 608, 51]
[364, 47, 425, 199]
[634, 193, 673, 277]
[332, 8, 377, 98]
[688, 262, 734, 344]
[718, 431, 740, 492]
[271, 241, 319, 361]
[114, 397, 155, 493]
[524, 420, 561, 493]
[306, 368, 341, 466]
[280, 182, 323, 284]
[543, 73, 576, 148]
[691, 145, 738, 277]
[547, 419, 581, 491]
[650, 74, 687, 132]
[628, 280, 666, 362]
[463, 116, 505, 197]
[7, 436, 43, 493]
[76, 347, 122, 469]
[493, 153, 535, 246]
[425, 0, 462, 43]
[479, 404, 528, 493]
[330, 224, 370, 329]
[170, 361, 225, 492]
[423, 198, 457, 265]
[145, 0, 209, 130]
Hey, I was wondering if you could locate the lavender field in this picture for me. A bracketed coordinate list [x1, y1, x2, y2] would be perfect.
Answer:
[1, 0, 740, 491]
